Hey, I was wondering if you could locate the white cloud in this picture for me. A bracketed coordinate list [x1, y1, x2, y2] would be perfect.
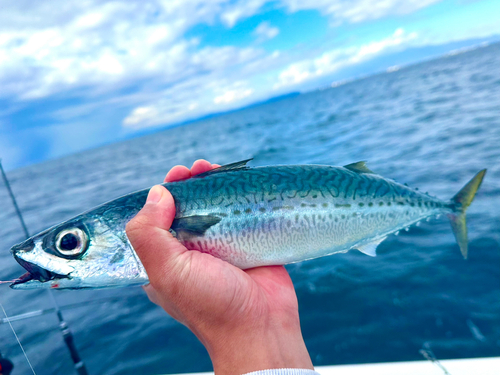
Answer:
[123, 106, 160, 127]
[216, 0, 443, 26]
[352, 27, 418, 61]
[275, 28, 418, 88]
[0, 1, 256, 101]
[253, 22, 280, 43]
[118, 26, 422, 129]
[217, 0, 443, 27]
[281, 0, 442, 23]
[73, 12, 106, 29]
[122, 97, 202, 130]
[120, 47, 287, 129]
[220, 0, 267, 27]
[122, 76, 258, 129]
[213, 89, 253, 104]
[213, 81, 254, 104]
[0, 0, 441, 103]
[0, 0, 493, 136]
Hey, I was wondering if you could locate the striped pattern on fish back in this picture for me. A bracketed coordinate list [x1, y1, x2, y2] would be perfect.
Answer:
[164, 166, 450, 268]
[167, 165, 445, 212]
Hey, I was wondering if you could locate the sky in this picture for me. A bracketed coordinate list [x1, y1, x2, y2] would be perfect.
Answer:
[1, 0, 499, 170]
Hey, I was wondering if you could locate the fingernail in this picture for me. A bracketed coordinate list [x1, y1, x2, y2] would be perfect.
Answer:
[146, 185, 163, 204]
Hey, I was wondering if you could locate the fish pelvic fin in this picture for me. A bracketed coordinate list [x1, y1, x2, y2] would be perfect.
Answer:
[448, 169, 487, 259]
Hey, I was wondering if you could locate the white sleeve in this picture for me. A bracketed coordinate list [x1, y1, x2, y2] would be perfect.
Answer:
[243, 369, 320, 375]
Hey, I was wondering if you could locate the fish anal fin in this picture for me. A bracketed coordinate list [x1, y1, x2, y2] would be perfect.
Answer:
[344, 161, 375, 174]
[195, 159, 253, 178]
[356, 237, 387, 257]
[171, 215, 222, 236]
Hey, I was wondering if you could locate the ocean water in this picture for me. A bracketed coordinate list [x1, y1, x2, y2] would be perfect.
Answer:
[1, 42, 499, 375]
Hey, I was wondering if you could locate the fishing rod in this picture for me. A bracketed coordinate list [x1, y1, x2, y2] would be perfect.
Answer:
[0, 160, 89, 375]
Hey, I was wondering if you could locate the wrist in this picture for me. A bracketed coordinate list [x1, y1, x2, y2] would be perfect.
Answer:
[195, 310, 313, 375]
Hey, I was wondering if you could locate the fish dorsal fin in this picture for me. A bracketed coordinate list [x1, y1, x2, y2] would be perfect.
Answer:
[171, 215, 222, 236]
[356, 236, 387, 257]
[194, 159, 253, 178]
[344, 161, 375, 174]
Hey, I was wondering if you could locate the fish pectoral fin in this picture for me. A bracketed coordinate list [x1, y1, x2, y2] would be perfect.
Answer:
[194, 159, 253, 178]
[343, 161, 375, 174]
[171, 215, 222, 236]
[355, 237, 387, 257]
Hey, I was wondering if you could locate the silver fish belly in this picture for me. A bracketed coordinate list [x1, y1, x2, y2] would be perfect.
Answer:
[10, 160, 486, 289]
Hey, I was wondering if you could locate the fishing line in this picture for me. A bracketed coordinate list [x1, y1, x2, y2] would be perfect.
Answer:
[0, 300, 37, 375]
[420, 348, 451, 375]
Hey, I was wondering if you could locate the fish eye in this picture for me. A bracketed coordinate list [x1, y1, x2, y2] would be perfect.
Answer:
[55, 228, 88, 257]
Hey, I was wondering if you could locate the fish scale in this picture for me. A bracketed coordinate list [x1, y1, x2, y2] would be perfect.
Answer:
[9, 160, 486, 289]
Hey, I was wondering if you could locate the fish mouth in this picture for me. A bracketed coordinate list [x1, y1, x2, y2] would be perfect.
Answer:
[11, 257, 70, 287]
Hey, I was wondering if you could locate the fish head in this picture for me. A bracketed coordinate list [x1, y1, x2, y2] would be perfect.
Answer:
[10, 211, 148, 289]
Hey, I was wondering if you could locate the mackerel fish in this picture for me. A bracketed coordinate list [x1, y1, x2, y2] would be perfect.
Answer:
[10, 160, 486, 289]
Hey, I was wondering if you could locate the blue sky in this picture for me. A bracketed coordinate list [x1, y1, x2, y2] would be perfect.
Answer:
[1, 0, 499, 170]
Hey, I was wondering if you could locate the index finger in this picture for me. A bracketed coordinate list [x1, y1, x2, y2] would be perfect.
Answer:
[164, 160, 220, 183]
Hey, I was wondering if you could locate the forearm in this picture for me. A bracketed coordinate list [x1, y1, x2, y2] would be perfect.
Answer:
[194, 310, 313, 375]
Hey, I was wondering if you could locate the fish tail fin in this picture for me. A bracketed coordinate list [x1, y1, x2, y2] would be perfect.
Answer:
[448, 169, 487, 259]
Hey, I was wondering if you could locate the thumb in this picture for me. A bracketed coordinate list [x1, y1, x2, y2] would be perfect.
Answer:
[126, 185, 187, 286]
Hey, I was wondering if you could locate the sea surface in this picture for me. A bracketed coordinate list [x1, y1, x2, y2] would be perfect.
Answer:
[1, 42, 499, 375]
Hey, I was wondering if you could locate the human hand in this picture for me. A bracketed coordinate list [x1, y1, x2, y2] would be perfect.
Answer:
[126, 159, 313, 375]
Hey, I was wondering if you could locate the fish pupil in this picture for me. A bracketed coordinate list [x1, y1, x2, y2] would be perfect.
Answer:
[60, 233, 78, 250]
